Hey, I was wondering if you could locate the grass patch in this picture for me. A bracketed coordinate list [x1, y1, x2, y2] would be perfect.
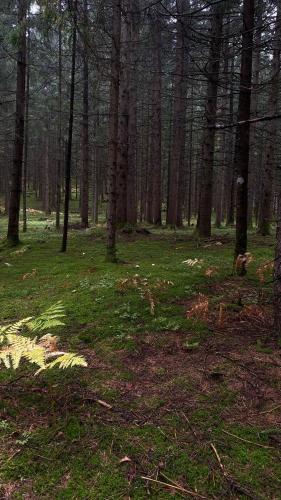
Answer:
[0, 214, 279, 498]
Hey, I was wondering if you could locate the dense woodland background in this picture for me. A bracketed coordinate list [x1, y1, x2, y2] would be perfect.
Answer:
[0, 0, 280, 238]
[2, 1, 281, 497]
[1, 0, 281, 321]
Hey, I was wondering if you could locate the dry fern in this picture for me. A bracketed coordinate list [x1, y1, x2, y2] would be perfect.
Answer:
[0, 302, 87, 374]
[186, 294, 209, 321]
[256, 260, 274, 284]
[117, 275, 173, 315]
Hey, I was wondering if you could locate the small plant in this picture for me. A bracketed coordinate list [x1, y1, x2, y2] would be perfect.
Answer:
[256, 260, 274, 284]
[205, 266, 218, 278]
[186, 293, 209, 321]
[217, 303, 227, 328]
[182, 258, 204, 267]
[183, 340, 200, 351]
[0, 302, 87, 374]
[239, 304, 267, 326]
[117, 275, 173, 315]
[153, 316, 180, 331]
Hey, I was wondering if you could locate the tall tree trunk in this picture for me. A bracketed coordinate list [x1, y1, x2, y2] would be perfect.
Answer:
[187, 85, 194, 227]
[197, 2, 225, 237]
[92, 146, 99, 224]
[166, 0, 189, 227]
[149, 13, 162, 225]
[258, 1, 281, 236]
[116, 15, 129, 225]
[61, 0, 77, 252]
[106, 0, 121, 262]
[248, 1, 263, 229]
[225, 48, 235, 226]
[274, 194, 281, 335]
[56, 0, 62, 230]
[44, 134, 51, 215]
[22, 25, 30, 233]
[80, 0, 89, 228]
[127, 0, 140, 225]
[7, 0, 27, 245]
[234, 0, 255, 274]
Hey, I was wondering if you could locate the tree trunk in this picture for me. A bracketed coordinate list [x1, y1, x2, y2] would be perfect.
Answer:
[44, 134, 51, 215]
[116, 16, 129, 225]
[274, 195, 281, 335]
[197, 2, 225, 237]
[80, 0, 89, 228]
[22, 26, 30, 233]
[234, 0, 255, 274]
[166, 0, 189, 227]
[149, 13, 162, 225]
[61, 0, 77, 252]
[106, 0, 121, 262]
[127, 0, 140, 225]
[7, 0, 27, 245]
[258, 1, 281, 236]
[225, 48, 235, 226]
[248, 2, 263, 229]
[56, 0, 62, 230]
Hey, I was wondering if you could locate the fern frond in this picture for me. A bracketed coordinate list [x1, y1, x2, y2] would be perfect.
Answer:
[0, 317, 33, 336]
[6, 334, 37, 351]
[1, 335, 46, 370]
[27, 302, 65, 332]
[0, 349, 12, 368]
[46, 353, 87, 370]
[24, 347, 46, 369]
[0, 303, 86, 374]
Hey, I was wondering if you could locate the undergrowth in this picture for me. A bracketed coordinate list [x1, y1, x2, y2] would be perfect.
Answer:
[0, 215, 279, 499]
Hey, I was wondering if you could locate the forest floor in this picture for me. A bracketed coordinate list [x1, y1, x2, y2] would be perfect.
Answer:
[0, 214, 280, 499]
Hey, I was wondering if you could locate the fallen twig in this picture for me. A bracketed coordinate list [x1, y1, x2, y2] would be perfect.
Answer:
[141, 475, 208, 498]
[259, 404, 281, 415]
[222, 429, 274, 449]
[210, 443, 224, 473]
[210, 443, 261, 500]
[182, 412, 198, 439]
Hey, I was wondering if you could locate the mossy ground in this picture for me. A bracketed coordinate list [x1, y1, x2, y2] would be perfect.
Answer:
[0, 211, 280, 499]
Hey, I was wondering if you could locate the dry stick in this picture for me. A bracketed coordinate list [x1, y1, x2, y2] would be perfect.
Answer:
[160, 471, 208, 500]
[221, 429, 274, 449]
[210, 443, 261, 500]
[159, 473, 188, 500]
[182, 412, 198, 439]
[141, 476, 208, 499]
[210, 443, 224, 473]
[260, 404, 281, 415]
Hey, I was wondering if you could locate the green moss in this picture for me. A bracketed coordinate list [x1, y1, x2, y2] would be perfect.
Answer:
[0, 214, 278, 498]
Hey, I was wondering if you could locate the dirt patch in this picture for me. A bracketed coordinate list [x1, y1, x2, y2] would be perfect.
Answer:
[109, 279, 281, 429]
[1, 280, 280, 435]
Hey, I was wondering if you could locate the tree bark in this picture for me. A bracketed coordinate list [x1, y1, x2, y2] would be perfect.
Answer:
[106, 0, 121, 262]
[274, 195, 281, 335]
[56, 0, 62, 230]
[248, 1, 263, 229]
[258, 1, 281, 236]
[116, 15, 130, 225]
[7, 0, 27, 245]
[167, 0, 189, 227]
[22, 25, 30, 233]
[197, 2, 225, 237]
[234, 0, 255, 274]
[80, 0, 89, 228]
[61, 0, 77, 252]
[148, 12, 162, 225]
[127, 0, 139, 225]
